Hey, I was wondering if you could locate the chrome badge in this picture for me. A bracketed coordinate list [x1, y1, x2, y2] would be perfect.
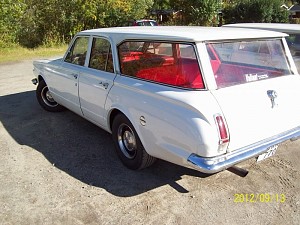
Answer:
[267, 90, 278, 108]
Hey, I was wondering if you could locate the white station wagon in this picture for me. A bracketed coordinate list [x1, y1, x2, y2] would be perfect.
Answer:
[32, 26, 300, 175]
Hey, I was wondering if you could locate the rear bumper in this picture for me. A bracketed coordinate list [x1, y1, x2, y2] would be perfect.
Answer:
[187, 126, 300, 174]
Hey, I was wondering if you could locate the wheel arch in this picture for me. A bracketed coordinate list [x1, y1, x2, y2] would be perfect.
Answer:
[108, 108, 126, 132]
[109, 108, 156, 169]
[37, 74, 45, 83]
[36, 78, 65, 112]
[108, 108, 140, 140]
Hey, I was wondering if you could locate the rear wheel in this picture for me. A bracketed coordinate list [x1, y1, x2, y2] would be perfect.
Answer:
[112, 114, 156, 170]
[36, 79, 65, 112]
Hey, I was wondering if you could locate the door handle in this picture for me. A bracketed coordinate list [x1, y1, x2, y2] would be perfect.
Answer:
[99, 81, 109, 89]
[72, 74, 78, 79]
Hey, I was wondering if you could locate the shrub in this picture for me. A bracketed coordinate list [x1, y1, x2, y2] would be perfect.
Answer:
[17, 12, 43, 48]
[223, 0, 289, 24]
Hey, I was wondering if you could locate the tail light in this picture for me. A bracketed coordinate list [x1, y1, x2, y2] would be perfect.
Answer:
[214, 114, 229, 151]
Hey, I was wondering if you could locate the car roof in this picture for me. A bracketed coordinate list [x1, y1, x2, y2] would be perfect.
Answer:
[79, 26, 287, 44]
[223, 23, 300, 34]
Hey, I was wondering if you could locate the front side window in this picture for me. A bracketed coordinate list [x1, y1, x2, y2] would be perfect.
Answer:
[65, 37, 89, 66]
[89, 38, 114, 73]
[118, 41, 204, 89]
[207, 39, 292, 88]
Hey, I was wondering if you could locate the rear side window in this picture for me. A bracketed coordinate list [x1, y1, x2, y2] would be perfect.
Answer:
[207, 39, 292, 88]
[89, 38, 114, 73]
[65, 37, 89, 66]
[118, 41, 204, 89]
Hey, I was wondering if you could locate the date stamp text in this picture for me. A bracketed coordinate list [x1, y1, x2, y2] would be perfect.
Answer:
[233, 193, 286, 203]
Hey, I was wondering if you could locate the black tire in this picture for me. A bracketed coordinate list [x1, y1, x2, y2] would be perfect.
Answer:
[36, 79, 65, 112]
[112, 114, 156, 170]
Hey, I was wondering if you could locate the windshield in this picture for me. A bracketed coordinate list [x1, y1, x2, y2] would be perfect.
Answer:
[207, 39, 292, 88]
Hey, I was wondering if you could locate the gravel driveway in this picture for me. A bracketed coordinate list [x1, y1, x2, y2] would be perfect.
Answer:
[0, 60, 299, 225]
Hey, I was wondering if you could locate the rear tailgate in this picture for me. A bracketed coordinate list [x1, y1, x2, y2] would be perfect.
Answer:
[207, 38, 300, 152]
[212, 75, 300, 151]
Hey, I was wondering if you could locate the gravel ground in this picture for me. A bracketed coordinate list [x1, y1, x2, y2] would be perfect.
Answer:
[0, 60, 299, 225]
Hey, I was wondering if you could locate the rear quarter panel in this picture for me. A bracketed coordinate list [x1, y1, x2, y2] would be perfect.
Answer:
[106, 75, 225, 167]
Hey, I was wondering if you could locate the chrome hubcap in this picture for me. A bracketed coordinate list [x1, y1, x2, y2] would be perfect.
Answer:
[117, 124, 137, 159]
[41, 86, 58, 107]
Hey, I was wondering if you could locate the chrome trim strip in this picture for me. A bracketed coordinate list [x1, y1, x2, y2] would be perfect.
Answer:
[187, 126, 300, 174]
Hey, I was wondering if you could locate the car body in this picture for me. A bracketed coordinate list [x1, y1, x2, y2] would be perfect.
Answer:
[223, 23, 300, 71]
[124, 19, 158, 26]
[32, 26, 300, 174]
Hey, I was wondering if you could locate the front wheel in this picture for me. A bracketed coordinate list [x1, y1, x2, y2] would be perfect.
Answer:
[36, 79, 65, 112]
[112, 114, 156, 170]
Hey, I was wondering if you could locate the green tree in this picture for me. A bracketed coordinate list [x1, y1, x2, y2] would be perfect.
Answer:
[17, 0, 78, 47]
[223, 0, 289, 24]
[189, 0, 221, 26]
[170, 0, 221, 26]
[0, 0, 25, 47]
[17, 0, 153, 48]
[105, 0, 154, 26]
[152, 0, 170, 9]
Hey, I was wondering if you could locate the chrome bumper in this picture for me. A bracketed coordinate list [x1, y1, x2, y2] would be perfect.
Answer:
[187, 126, 300, 174]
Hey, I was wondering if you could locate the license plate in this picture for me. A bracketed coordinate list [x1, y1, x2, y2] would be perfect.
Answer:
[257, 145, 278, 162]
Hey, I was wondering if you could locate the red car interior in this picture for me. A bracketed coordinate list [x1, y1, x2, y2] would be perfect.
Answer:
[120, 52, 204, 89]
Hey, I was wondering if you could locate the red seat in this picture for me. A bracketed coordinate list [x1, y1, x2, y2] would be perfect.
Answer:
[137, 62, 204, 89]
[137, 65, 184, 86]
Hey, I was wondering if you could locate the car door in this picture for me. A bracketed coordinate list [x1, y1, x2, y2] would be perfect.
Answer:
[49, 36, 89, 115]
[78, 36, 116, 128]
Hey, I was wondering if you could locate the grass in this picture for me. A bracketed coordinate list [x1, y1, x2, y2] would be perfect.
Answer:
[0, 44, 68, 63]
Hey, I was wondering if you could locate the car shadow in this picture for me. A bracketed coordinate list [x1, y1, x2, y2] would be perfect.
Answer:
[0, 90, 211, 197]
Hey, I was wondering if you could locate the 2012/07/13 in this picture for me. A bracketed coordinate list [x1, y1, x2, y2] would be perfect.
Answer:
[233, 193, 286, 203]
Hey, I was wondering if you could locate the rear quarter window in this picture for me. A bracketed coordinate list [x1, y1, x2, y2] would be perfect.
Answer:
[118, 41, 205, 89]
